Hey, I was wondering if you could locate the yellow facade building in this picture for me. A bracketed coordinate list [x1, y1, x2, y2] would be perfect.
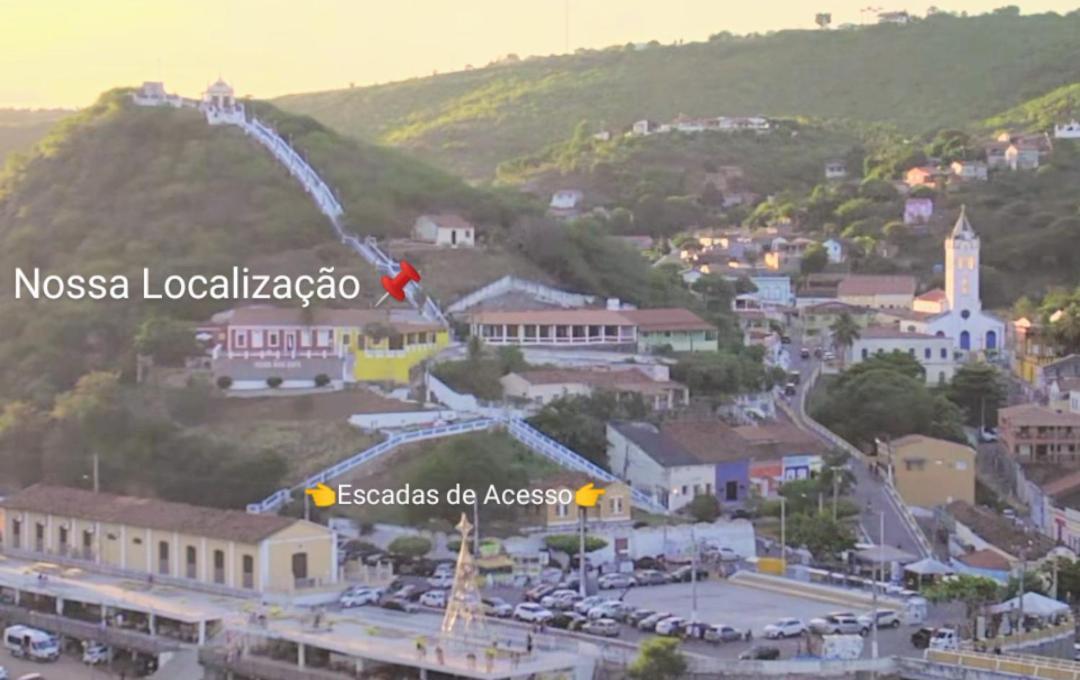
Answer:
[885, 435, 975, 508]
[536, 473, 633, 530]
[0, 485, 336, 595]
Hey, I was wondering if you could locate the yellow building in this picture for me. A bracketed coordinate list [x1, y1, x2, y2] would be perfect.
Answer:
[1010, 317, 1059, 386]
[886, 435, 975, 508]
[209, 306, 449, 387]
[801, 301, 875, 338]
[0, 485, 336, 595]
[536, 473, 633, 530]
[836, 275, 917, 310]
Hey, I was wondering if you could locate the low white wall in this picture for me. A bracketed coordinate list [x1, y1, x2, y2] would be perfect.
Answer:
[349, 410, 460, 431]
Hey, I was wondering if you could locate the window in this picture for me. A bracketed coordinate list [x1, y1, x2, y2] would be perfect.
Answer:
[924, 348, 931, 359]
[861, 348, 868, 359]
[908, 348, 915, 357]
[955, 461, 968, 471]
[388, 334, 404, 350]
[234, 332, 247, 348]
[725, 480, 738, 501]
[612, 497, 624, 515]
[159, 541, 169, 575]
[940, 348, 947, 359]
[680, 485, 688, 495]
[132, 536, 143, 545]
[904, 459, 927, 471]
[342, 334, 350, 346]
[11, 519, 20, 549]
[555, 502, 570, 518]
[58, 526, 68, 548]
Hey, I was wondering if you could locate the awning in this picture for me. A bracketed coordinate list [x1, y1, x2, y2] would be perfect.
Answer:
[904, 557, 954, 576]
[988, 592, 1070, 618]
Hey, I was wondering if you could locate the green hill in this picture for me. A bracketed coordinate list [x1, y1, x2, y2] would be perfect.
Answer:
[981, 82, 1080, 133]
[276, 10, 1080, 178]
[0, 108, 70, 168]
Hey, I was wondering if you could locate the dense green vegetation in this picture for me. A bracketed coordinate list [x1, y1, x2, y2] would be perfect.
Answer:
[277, 10, 1080, 177]
[529, 392, 650, 470]
[0, 109, 69, 168]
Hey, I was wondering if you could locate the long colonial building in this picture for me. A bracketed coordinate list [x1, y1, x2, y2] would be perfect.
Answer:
[0, 485, 336, 596]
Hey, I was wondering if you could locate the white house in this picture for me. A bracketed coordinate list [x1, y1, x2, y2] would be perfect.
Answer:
[824, 160, 848, 180]
[848, 327, 957, 385]
[412, 214, 475, 248]
[904, 198, 933, 225]
[631, 120, 659, 136]
[501, 366, 688, 410]
[923, 208, 1005, 353]
[745, 275, 794, 307]
[549, 190, 584, 218]
[201, 78, 245, 125]
[1054, 121, 1080, 139]
[823, 238, 845, 264]
[877, 10, 911, 23]
[950, 160, 988, 182]
[607, 421, 717, 512]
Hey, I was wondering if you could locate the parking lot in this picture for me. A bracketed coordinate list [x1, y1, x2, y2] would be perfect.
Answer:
[0, 651, 119, 679]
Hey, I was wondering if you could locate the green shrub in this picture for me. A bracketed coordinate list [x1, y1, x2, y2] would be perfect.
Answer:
[216, 376, 233, 390]
[314, 373, 331, 387]
[266, 376, 283, 388]
[388, 535, 432, 558]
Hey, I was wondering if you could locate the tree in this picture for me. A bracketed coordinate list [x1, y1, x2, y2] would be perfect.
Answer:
[529, 392, 648, 469]
[687, 494, 720, 522]
[628, 637, 687, 680]
[947, 363, 1007, 427]
[388, 535, 433, 559]
[924, 575, 1001, 633]
[815, 12, 832, 28]
[691, 273, 736, 313]
[1047, 303, 1080, 355]
[544, 534, 607, 554]
[829, 313, 861, 368]
[787, 512, 856, 560]
[133, 316, 197, 366]
[801, 243, 829, 275]
[0, 401, 49, 485]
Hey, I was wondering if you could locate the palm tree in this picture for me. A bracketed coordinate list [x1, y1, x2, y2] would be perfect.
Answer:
[829, 312, 861, 369]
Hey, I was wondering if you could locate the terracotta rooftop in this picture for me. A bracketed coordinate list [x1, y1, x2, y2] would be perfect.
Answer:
[837, 275, 917, 298]
[889, 434, 974, 458]
[955, 549, 1011, 572]
[858, 326, 938, 340]
[1040, 469, 1080, 499]
[916, 289, 947, 302]
[946, 500, 1055, 559]
[663, 420, 753, 463]
[618, 308, 714, 332]
[1, 484, 299, 544]
[999, 403, 1080, 427]
[803, 301, 871, 314]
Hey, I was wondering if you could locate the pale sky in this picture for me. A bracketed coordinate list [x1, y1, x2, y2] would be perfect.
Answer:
[1, 0, 1076, 108]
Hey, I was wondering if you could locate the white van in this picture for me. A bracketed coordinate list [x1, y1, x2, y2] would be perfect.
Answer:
[3, 625, 59, 662]
[928, 627, 959, 651]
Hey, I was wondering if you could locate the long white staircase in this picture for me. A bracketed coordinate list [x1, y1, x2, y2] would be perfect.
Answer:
[235, 116, 447, 325]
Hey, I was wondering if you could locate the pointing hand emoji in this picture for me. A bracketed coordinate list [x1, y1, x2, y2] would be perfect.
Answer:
[575, 482, 606, 508]
[305, 483, 336, 508]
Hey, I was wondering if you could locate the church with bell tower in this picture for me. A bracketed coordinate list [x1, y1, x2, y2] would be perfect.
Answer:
[923, 207, 1004, 352]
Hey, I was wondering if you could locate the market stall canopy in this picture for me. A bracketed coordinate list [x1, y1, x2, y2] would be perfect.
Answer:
[904, 557, 954, 576]
[988, 592, 1069, 618]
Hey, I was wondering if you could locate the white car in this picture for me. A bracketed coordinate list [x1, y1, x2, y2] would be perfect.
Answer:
[427, 574, 455, 588]
[598, 573, 637, 590]
[655, 616, 688, 636]
[514, 603, 554, 623]
[482, 597, 513, 618]
[540, 589, 581, 610]
[581, 618, 621, 637]
[809, 614, 865, 635]
[587, 601, 633, 621]
[339, 587, 379, 608]
[0, 666, 7, 680]
[82, 641, 109, 665]
[420, 590, 447, 608]
[573, 595, 608, 615]
[763, 618, 806, 639]
[858, 609, 901, 630]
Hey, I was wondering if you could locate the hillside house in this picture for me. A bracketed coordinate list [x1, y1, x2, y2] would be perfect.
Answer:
[0, 485, 336, 595]
[943, 500, 1055, 570]
[836, 274, 917, 309]
[631, 119, 659, 136]
[999, 403, 1080, 461]
[412, 214, 475, 248]
[985, 141, 1010, 168]
[549, 190, 584, 218]
[1054, 121, 1080, 139]
[619, 308, 719, 352]
[1005, 142, 1040, 170]
[905, 166, 944, 188]
[207, 306, 448, 386]
[823, 238, 845, 263]
[824, 160, 848, 180]
[1009, 318, 1060, 387]
[950, 160, 988, 182]
[800, 301, 875, 338]
[877, 10, 911, 24]
[847, 327, 956, 385]
[883, 435, 975, 508]
[534, 472, 632, 531]
[904, 198, 933, 224]
[500, 366, 688, 410]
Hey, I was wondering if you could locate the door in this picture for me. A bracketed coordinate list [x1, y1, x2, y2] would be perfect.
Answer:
[292, 552, 308, 582]
[725, 481, 738, 502]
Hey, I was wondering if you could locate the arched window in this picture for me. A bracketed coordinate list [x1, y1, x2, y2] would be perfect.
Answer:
[959, 331, 970, 350]
[986, 330, 997, 350]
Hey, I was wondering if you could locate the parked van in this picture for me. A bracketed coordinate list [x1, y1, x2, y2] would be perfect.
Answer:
[3, 625, 59, 661]
[928, 627, 959, 651]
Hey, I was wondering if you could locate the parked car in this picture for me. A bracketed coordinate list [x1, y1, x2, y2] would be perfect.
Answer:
[525, 583, 558, 602]
[800, 347, 811, 359]
[427, 574, 454, 589]
[703, 546, 738, 562]
[809, 614, 866, 635]
[704, 624, 746, 643]
[582, 618, 621, 637]
[637, 612, 674, 632]
[627, 608, 656, 626]
[979, 427, 999, 443]
[82, 641, 109, 665]
[656, 616, 688, 636]
[784, 382, 797, 396]
[573, 595, 608, 615]
[380, 597, 418, 613]
[739, 645, 781, 660]
[929, 627, 959, 651]
[389, 584, 423, 602]
[670, 566, 709, 583]
[588, 601, 635, 621]
[763, 618, 805, 639]
[482, 597, 513, 618]
[598, 573, 637, 590]
[339, 587, 380, 608]
[433, 561, 454, 576]
[634, 569, 669, 585]
[0, 667, 6, 680]
[634, 556, 665, 570]
[549, 612, 587, 631]
[858, 609, 901, 630]
[540, 589, 581, 610]
[911, 627, 935, 649]
[514, 603, 554, 623]
[420, 590, 447, 608]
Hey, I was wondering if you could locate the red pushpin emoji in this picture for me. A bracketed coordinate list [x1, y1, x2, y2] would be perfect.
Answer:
[376, 260, 421, 306]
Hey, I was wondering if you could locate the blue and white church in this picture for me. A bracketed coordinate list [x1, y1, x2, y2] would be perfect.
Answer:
[922, 207, 1005, 352]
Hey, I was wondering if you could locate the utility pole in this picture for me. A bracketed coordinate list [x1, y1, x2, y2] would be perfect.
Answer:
[472, 496, 480, 554]
[92, 453, 100, 494]
[832, 473, 839, 521]
[780, 496, 787, 571]
[690, 526, 699, 624]
[578, 506, 588, 598]
[871, 511, 883, 672]
[1018, 547, 1027, 628]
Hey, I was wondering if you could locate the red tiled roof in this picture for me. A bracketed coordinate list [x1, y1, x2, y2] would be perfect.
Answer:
[955, 549, 1011, 571]
[837, 275, 917, 298]
[916, 289, 947, 302]
[618, 308, 714, 332]
[999, 403, 1080, 427]
[1040, 470, 1080, 499]
[1, 484, 300, 544]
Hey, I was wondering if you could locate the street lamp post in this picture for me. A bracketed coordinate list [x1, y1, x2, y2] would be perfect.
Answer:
[690, 526, 699, 624]
[578, 506, 588, 598]
[780, 496, 787, 571]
